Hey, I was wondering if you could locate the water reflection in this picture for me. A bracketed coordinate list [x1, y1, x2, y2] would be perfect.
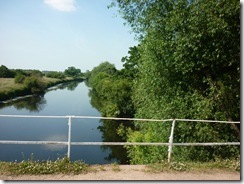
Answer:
[0, 95, 46, 112]
[0, 82, 113, 163]
[0, 82, 124, 164]
[41, 134, 67, 151]
[47, 81, 80, 91]
[88, 88, 131, 164]
[88, 89, 104, 111]
[98, 119, 130, 164]
[0, 81, 80, 112]
[66, 81, 79, 91]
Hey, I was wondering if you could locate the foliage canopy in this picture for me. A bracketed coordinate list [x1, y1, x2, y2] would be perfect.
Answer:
[87, 0, 240, 163]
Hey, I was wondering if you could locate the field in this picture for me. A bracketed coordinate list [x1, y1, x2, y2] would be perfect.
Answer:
[40, 76, 60, 84]
[0, 77, 61, 101]
[0, 77, 83, 101]
[0, 78, 24, 93]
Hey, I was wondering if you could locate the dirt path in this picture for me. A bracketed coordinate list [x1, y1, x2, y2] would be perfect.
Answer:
[1, 165, 240, 180]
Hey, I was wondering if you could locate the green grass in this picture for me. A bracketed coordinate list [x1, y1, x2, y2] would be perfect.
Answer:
[41, 76, 60, 85]
[0, 78, 24, 93]
[0, 157, 239, 175]
[146, 158, 240, 173]
[0, 157, 88, 175]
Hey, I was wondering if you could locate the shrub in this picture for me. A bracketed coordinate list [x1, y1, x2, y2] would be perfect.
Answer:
[46, 71, 65, 79]
[24, 77, 46, 94]
[0, 65, 15, 78]
[14, 73, 26, 84]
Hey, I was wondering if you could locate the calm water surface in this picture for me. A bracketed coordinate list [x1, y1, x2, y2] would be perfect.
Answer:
[0, 82, 121, 164]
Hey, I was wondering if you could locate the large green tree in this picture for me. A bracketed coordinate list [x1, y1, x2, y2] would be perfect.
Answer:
[112, 0, 240, 163]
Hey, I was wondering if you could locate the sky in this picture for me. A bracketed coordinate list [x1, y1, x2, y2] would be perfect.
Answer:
[0, 0, 138, 72]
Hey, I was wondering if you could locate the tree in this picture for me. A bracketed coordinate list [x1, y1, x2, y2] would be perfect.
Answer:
[120, 45, 140, 79]
[46, 71, 65, 79]
[64, 67, 82, 78]
[0, 65, 15, 78]
[113, 0, 240, 163]
[87, 62, 117, 87]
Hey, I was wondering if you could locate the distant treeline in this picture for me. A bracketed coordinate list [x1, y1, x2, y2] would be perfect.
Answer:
[0, 65, 85, 101]
[0, 65, 85, 79]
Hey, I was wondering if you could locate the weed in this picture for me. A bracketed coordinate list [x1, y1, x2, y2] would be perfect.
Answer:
[111, 162, 120, 172]
[169, 162, 188, 171]
[1, 157, 88, 175]
[146, 158, 240, 173]
[214, 157, 240, 171]
[99, 165, 106, 171]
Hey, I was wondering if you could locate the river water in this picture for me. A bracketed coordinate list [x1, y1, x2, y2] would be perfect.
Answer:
[0, 82, 125, 164]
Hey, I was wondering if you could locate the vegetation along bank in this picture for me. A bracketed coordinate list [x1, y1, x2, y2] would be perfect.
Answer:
[0, 65, 85, 102]
[86, 0, 240, 164]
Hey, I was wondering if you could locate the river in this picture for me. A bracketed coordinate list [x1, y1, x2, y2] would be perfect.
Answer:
[0, 82, 127, 164]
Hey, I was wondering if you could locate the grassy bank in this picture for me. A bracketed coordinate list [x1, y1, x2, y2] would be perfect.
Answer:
[0, 157, 89, 175]
[0, 77, 84, 102]
[0, 157, 240, 176]
[146, 158, 240, 172]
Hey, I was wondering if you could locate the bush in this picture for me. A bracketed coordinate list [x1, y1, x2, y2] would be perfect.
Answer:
[0, 65, 15, 78]
[24, 77, 46, 94]
[15, 73, 26, 84]
[30, 70, 43, 78]
[46, 71, 65, 79]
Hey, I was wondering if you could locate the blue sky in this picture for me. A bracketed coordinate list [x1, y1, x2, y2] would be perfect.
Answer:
[0, 0, 137, 72]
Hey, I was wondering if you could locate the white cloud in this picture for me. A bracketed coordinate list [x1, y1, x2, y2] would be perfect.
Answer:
[44, 0, 77, 12]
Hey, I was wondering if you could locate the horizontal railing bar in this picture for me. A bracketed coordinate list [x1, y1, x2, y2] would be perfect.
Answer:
[175, 119, 240, 124]
[0, 141, 67, 145]
[72, 142, 240, 146]
[71, 142, 169, 146]
[0, 115, 67, 119]
[0, 141, 239, 146]
[73, 116, 173, 122]
[0, 115, 240, 124]
[172, 142, 240, 146]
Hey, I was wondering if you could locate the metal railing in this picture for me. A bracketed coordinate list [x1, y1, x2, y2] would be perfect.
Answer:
[0, 115, 240, 163]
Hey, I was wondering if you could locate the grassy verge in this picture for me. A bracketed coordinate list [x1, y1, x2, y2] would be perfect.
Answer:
[146, 158, 240, 173]
[0, 157, 88, 175]
[0, 157, 240, 175]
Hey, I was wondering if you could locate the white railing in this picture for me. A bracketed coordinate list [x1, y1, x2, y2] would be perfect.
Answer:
[0, 115, 240, 163]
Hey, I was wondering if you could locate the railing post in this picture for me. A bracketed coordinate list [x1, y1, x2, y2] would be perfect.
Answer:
[67, 116, 72, 159]
[168, 119, 176, 163]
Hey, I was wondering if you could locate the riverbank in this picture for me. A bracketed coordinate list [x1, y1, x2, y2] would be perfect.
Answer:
[1, 165, 240, 180]
[0, 156, 240, 180]
[0, 77, 84, 103]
